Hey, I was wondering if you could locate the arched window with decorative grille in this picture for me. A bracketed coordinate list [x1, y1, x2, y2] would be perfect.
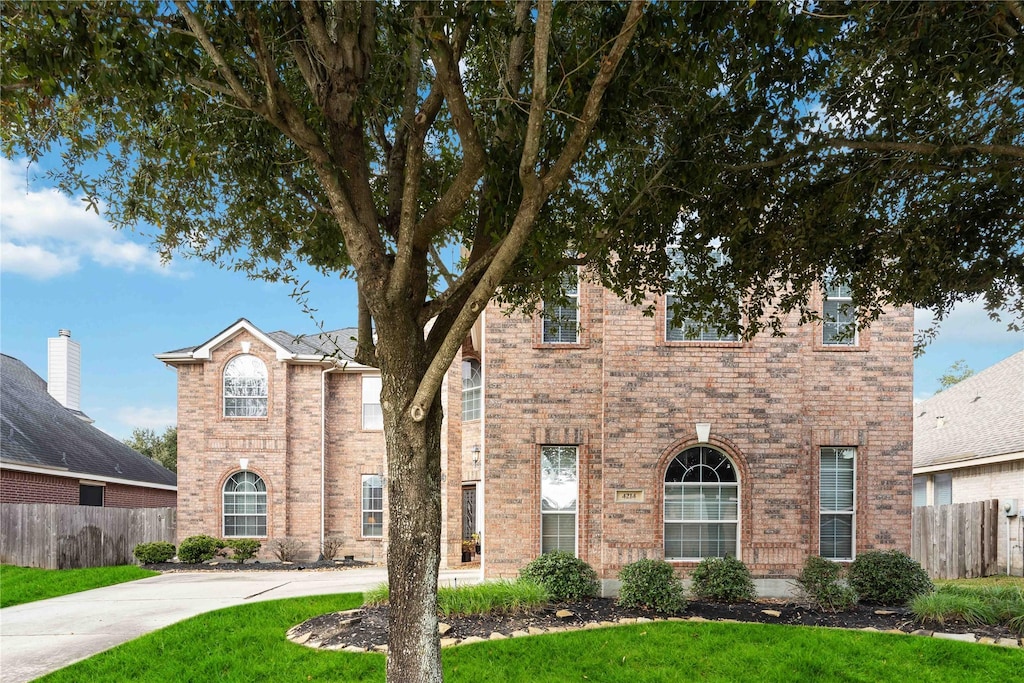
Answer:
[223, 355, 268, 417]
[664, 446, 739, 560]
[223, 471, 267, 537]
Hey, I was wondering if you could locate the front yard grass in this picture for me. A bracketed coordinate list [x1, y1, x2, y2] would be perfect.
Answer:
[0, 564, 158, 608]
[37, 593, 1022, 683]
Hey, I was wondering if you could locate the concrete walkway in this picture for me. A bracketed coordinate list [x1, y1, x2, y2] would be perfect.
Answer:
[0, 567, 479, 683]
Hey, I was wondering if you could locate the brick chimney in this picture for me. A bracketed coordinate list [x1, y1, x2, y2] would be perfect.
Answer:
[47, 329, 82, 412]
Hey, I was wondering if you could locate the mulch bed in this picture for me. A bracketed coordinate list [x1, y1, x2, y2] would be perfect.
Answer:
[287, 598, 1021, 651]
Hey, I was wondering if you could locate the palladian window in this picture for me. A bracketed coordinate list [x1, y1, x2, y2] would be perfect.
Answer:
[664, 446, 739, 560]
[223, 471, 267, 537]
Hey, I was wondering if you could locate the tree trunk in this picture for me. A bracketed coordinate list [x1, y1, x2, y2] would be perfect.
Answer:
[378, 321, 445, 683]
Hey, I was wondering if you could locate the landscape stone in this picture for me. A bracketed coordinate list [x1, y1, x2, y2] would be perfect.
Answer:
[527, 626, 546, 635]
[688, 616, 709, 622]
[911, 629, 933, 637]
[556, 609, 575, 619]
[600, 621, 616, 628]
[995, 638, 1020, 648]
[873, 610, 896, 616]
[438, 623, 452, 636]
[440, 638, 460, 648]
[461, 636, 486, 645]
[373, 644, 389, 653]
[636, 617, 653, 624]
[511, 630, 530, 638]
[860, 627, 879, 632]
[761, 610, 782, 618]
[291, 631, 312, 645]
[337, 608, 363, 617]
[977, 637, 995, 645]
[489, 632, 507, 640]
[546, 626, 565, 633]
[583, 622, 603, 630]
[307, 640, 322, 649]
[618, 618, 637, 625]
[343, 645, 366, 653]
[933, 632, 976, 643]
[667, 617, 686, 622]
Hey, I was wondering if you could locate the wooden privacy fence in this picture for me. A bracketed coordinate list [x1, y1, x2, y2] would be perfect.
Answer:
[0, 504, 176, 569]
[911, 499, 999, 580]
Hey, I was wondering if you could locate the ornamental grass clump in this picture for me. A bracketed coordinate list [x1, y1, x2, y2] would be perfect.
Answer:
[689, 556, 756, 602]
[519, 551, 599, 601]
[912, 582, 1024, 634]
[617, 559, 687, 614]
[848, 550, 932, 605]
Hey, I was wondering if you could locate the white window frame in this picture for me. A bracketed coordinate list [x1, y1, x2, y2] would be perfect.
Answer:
[663, 446, 740, 560]
[223, 471, 267, 537]
[540, 445, 579, 555]
[665, 248, 739, 342]
[822, 282, 858, 346]
[819, 447, 856, 560]
[223, 355, 268, 417]
[542, 270, 580, 344]
[461, 358, 482, 422]
[362, 375, 383, 431]
[361, 474, 384, 538]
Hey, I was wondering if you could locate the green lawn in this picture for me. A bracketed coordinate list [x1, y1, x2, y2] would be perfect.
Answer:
[0, 564, 158, 608]
[38, 593, 1023, 683]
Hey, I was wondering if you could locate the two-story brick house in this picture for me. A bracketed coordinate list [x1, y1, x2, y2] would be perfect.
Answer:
[162, 276, 913, 595]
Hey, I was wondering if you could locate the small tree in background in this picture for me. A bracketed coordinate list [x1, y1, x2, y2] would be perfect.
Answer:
[123, 426, 178, 473]
[937, 360, 975, 392]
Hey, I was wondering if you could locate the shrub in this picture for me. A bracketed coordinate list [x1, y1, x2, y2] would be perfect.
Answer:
[320, 536, 345, 561]
[519, 552, 599, 601]
[848, 550, 932, 605]
[225, 539, 261, 562]
[689, 556, 756, 602]
[178, 535, 225, 564]
[910, 591, 996, 627]
[796, 555, 857, 612]
[617, 559, 686, 614]
[272, 538, 305, 562]
[133, 541, 175, 564]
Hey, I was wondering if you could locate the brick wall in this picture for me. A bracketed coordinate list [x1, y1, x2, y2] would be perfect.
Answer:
[0, 469, 175, 508]
[482, 281, 914, 580]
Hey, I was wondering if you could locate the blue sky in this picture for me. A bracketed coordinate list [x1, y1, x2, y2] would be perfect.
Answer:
[1, 155, 1021, 441]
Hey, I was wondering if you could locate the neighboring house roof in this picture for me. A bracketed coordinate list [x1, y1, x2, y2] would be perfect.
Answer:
[0, 354, 177, 489]
[913, 350, 1024, 472]
[156, 318, 363, 366]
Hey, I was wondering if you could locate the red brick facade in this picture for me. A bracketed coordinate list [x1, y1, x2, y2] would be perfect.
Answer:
[480, 281, 913, 585]
[170, 286, 913, 581]
[0, 469, 176, 508]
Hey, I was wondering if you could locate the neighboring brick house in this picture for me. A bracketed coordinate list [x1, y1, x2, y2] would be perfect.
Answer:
[1, 332, 177, 508]
[165, 273, 914, 596]
[913, 351, 1024, 577]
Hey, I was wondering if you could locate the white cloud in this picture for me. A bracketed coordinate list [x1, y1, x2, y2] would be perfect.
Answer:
[0, 157, 174, 278]
[114, 405, 177, 432]
[915, 299, 1022, 344]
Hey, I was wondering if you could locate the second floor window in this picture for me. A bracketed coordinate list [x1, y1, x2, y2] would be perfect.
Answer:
[822, 281, 857, 346]
[666, 248, 738, 342]
[542, 270, 580, 344]
[224, 355, 268, 417]
[462, 359, 482, 422]
[362, 376, 383, 430]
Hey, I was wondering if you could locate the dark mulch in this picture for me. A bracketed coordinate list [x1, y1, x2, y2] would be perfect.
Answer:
[144, 558, 372, 572]
[289, 598, 1021, 651]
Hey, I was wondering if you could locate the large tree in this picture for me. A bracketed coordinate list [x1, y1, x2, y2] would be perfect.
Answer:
[123, 426, 178, 472]
[3, 2, 1021, 679]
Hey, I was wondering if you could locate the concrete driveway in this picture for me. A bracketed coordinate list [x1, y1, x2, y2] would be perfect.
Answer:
[0, 566, 479, 683]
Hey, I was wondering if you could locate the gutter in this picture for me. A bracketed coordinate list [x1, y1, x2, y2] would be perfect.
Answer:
[0, 461, 177, 491]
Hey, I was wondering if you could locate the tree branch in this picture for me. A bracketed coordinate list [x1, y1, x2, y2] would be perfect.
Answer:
[830, 138, 1024, 160]
[173, 1, 256, 110]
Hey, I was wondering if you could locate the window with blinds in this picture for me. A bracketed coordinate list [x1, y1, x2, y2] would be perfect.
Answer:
[540, 446, 578, 554]
[819, 447, 855, 560]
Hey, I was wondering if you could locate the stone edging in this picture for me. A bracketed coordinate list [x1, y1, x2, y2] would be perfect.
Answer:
[286, 608, 1022, 653]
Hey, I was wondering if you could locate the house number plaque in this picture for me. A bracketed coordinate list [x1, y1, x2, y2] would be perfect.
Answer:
[615, 489, 644, 503]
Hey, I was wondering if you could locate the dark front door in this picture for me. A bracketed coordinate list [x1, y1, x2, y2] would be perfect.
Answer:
[462, 485, 476, 540]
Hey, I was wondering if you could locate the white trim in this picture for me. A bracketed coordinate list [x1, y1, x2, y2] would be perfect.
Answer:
[78, 479, 106, 487]
[193, 319, 294, 361]
[913, 451, 1024, 474]
[0, 461, 177, 491]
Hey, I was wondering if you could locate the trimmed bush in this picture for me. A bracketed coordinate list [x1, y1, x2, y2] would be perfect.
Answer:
[133, 541, 176, 564]
[690, 556, 756, 602]
[519, 551, 599, 601]
[848, 550, 932, 605]
[320, 536, 344, 561]
[225, 539, 261, 562]
[178, 535, 225, 564]
[272, 538, 305, 562]
[796, 555, 857, 612]
[617, 559, 686, 614]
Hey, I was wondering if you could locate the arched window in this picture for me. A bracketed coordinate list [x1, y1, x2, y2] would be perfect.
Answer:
[462, 359, 482, 421]
[664, 446, 739, 560]
[223, 471, 267, 537]
[224, 355, 268, 417]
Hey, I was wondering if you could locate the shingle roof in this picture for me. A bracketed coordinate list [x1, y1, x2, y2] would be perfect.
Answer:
[266, 328, 360, 360]
[913, 350, 1024, 469]
[0, 354, 177, 487]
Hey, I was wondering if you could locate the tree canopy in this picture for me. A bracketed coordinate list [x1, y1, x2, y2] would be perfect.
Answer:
[3, 2, 1022, 680]
[123, 426, 177, 473]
